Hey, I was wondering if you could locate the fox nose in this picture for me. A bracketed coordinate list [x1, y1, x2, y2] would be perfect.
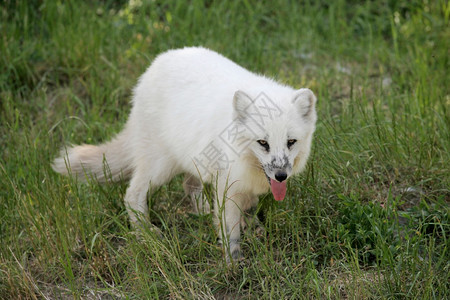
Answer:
[275, 171, 287, 182]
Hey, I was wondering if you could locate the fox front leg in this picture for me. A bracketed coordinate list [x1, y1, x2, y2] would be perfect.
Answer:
[215, 182, 245, 263]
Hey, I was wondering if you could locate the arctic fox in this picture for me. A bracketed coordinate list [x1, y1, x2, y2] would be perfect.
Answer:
[53, 47, 317, 262]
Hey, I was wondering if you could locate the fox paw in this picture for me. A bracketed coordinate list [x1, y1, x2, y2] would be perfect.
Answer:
[224, 241, 243, 264]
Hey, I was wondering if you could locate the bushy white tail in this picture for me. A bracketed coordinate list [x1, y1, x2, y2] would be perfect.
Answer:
[52, 128, 133, 182]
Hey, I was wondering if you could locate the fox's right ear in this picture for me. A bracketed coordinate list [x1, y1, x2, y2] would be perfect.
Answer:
[292, 88, 317, 119]
[233, 90, 253, 120]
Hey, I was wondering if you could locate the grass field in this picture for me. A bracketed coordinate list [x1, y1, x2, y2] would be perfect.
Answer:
[1, 0, 449, 298]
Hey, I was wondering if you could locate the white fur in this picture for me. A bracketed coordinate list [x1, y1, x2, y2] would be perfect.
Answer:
[53, 47, 317, 262]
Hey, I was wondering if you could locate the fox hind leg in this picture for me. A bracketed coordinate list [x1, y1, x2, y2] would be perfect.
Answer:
[183, 174, 210, 215]
[240, 196, 265, 236]
[125, 157, 175, 228]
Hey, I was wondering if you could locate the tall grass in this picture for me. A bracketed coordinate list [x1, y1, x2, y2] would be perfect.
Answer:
[1, 0, 448, 298]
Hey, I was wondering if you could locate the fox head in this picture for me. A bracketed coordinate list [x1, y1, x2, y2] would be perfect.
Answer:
[233, 88, 317, 200]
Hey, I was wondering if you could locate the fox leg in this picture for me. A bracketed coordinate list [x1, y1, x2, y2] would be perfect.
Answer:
[182, 174, 210, 214]
[215, 180, 247, 263]
[124, 158, 174, 227]
[240, 195, 264, 235]
[124, 167, 152, 225]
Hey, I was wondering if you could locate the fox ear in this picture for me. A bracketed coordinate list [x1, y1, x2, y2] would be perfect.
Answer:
[292, 88, 317, 118]
[233, 90, 253, 120]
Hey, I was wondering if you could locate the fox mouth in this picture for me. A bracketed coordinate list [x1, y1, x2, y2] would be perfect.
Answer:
[264, 173, 270, 184]
[263, 170, 287, 202]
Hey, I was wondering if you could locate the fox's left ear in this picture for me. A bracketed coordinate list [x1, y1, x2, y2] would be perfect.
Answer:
[292, 88, 317, 119]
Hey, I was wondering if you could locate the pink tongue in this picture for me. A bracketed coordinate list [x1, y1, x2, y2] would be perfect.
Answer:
[270, 179, 287, 201]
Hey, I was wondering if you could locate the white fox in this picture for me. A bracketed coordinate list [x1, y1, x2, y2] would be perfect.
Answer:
[53, 47, 317, 262]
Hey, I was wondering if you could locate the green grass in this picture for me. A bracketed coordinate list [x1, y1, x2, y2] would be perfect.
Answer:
[1, 0, 449, 298]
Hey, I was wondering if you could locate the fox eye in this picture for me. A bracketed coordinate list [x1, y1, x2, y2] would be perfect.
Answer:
[257, 140, 270, 151]
[257, 140, 267, 145]
[287, 139, 297, 148]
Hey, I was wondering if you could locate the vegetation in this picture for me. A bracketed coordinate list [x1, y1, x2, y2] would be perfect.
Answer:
[1, 0, 448, 298]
